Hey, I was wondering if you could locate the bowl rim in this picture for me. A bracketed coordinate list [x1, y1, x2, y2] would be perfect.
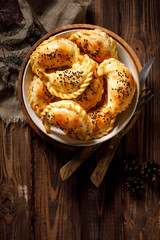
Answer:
[18, 24, 142, 150]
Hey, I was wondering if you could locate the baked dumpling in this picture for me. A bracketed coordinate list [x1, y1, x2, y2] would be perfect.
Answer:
[38, 54, 94, 99]
[69, 29, 118, 63]
[97, 58, 137, 115]
[30, 36, 80, 76]
[89, 110, 116, 139]
[28, 76, 55, 117]
[41, 100, 93, 140]
[74, 59, 104, 111]
[88, 93, 116, 139]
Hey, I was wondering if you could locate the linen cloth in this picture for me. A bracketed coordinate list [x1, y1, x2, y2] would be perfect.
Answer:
[0, 0, 91, 123]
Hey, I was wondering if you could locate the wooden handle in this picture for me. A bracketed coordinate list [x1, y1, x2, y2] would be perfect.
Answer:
[60, 143, 101, 181]
[60, 131, 123, 183]
[90, 132, 123, 187]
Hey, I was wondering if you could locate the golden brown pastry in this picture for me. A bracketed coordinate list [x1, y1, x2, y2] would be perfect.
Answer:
[41, 100, 93, 140]
[69, 29, 118, 63]
[87, 58, 136, 139]
[28, 76, 55, 117]
[88, 93, 116, 139]
[30, 36, 80, 76]
[74, 59, 104, 111]
[89, 111, 116, 139]
[97, 58, 136, 115]
[38, 54, 94, 99]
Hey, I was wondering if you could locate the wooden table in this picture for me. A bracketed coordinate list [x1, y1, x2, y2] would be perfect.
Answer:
[0, 0, 160, 239]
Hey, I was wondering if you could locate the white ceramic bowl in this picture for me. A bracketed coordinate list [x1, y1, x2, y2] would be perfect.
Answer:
[18, 24, 141, 147]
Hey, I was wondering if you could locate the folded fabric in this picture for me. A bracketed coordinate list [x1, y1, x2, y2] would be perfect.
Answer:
[0, 0, 91, 124]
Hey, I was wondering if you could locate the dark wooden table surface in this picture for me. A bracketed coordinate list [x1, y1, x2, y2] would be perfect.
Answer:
[0, 0, 160, 239]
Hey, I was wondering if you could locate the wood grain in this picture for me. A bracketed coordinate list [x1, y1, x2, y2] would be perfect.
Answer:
[0, 121, 33, 240]
[0, 0, 160, 239]
[90, 133, 122, 187]
[102, 0, 160, 239]
[33, 136, 80, 239]
[60, 144, 101, 181]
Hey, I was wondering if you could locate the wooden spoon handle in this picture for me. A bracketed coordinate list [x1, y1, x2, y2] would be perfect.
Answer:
[60, 143, 101, 181]
[90, 132, 122, 188]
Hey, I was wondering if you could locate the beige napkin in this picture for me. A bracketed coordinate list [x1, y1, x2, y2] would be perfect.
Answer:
[0, 0, 91, 124]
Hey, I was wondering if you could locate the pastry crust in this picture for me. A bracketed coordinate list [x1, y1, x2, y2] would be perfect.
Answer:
[74, 59, 104, 111]
[41, 100, 93, 140]
[28, 76, 55, 116]
[88, 57, 136, 139]
[97, 58, 136, 115]
[88, 93, 116, 139]
[69, 29, 118, 63]
[88, 110, 116, 139]
[30, 36, 80, 75]
[38, 54, 94, 99]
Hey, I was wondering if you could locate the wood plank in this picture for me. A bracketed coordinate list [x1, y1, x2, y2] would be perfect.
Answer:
[91, 1, 124, 238]
[75, 147, 103, 240]
[33, 135, 81, 239]
[98, 152, 124, 240]
[33, 132, 107, 239]
[91, 133, 122, 188]
[0, 120, 33, 240]
[110, 0, 160, 240]
[60, 144, 101, 181]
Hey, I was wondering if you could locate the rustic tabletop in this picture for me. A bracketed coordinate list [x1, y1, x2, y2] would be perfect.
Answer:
[0, 0, 160, 239]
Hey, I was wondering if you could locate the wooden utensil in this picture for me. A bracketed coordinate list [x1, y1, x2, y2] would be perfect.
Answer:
[60, 131, 122, 186]
[60, 143, 101, 180]
[90, 132, 122, 187]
